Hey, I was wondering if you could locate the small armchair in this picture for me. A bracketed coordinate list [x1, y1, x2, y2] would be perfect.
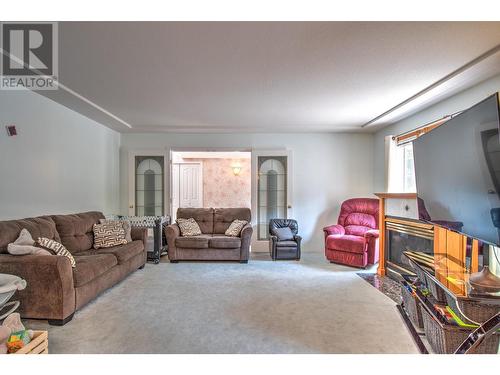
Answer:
[323, 198, 379, 268]
[269, 219, 301, 260]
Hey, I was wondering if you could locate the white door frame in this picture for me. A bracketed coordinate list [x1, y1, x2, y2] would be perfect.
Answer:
[251, 149, 293, 252]
[128, 149, 168, 216]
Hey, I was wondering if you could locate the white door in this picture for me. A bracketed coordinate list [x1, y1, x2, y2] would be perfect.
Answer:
[251, 150, 293, 252]
[179, 163, 203, 208]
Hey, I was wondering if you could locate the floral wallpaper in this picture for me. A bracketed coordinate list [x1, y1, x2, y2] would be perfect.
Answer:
[184, 158, 251, 208]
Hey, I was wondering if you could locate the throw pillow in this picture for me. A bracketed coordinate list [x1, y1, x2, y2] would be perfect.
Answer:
[271, 227, 294, 241]
[225, 220, 248, 237]
[177, 218, 202, 237]
[99, 219, 132, 243]
[7, 229, 52, 256]
[37, 237, 76, 267]
[93, 222, 128, 249]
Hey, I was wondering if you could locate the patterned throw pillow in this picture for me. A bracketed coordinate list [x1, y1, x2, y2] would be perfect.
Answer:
[99, 219, 132, 243]
[93, 222, 128, 249]
[37, 237, 76, 267]
[177, 218, 202, 237]
[225, 220, 248, 237]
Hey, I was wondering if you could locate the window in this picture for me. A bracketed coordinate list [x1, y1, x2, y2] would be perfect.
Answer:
[386, 137, 416, 193]
[402, 143, 416, 192]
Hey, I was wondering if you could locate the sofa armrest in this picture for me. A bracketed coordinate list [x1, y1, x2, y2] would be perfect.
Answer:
[323, 224, 345, 237]
[240, 223, 253, 261]
[131, 227, 148, 250]
[165, 224, 181, 260]
[0, 254, 75, 321]
[364, 229, 379, 239]
[294, 234, 302, 244]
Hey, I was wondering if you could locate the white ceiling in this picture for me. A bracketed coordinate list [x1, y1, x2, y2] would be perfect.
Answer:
[37, 22, 500, 133]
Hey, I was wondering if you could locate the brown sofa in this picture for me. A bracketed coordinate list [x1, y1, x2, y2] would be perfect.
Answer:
[166, 208, 252, 263]
[0, 212, 147, 325]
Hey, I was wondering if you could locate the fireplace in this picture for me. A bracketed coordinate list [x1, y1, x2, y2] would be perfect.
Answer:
[385, 217, 434, 279]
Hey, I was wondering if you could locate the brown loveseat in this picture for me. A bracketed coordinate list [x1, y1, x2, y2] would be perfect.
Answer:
[166, 208, 252, 263]
[0, 212, 147, 325]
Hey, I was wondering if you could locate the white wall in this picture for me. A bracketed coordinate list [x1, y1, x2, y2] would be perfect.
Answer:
[120, 133, 375, 252]
[0, 89, 121, 219]
[373, 74, 500, 192]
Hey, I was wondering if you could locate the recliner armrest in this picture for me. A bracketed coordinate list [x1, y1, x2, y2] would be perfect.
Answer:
[323, 224, 345, 236]
[0, 254, 75, 320]
[364, 229, 379, 239]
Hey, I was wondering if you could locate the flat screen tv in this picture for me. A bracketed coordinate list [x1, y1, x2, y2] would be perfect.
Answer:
[413, 92, 500, 246]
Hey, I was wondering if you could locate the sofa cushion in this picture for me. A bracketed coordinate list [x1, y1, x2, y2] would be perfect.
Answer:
[276, 240, 297, 248]
[177, 208, 214, 234]
[210, 236, 241, 249]
[0, 216, 60, 254]
[52, 212, 105, 253]
[326, 235, 367, 254]
[72, 253, 117, 287]
[95, 240, 144, 264]
[214, 208, 251, 234]
[175, 235, 211, 249]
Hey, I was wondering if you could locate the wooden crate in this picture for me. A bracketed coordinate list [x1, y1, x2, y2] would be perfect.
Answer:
[13, 330, 48, 354]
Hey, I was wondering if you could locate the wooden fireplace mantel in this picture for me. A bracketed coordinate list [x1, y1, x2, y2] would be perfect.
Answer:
[374, 193, 417, 199]
[374, 192, 418, 276]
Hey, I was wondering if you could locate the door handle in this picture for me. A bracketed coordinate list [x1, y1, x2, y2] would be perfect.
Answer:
[129, 205, 134, 209]
[287, 205, 292, 209]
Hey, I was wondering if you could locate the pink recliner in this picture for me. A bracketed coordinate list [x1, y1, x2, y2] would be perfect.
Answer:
[323, 198, 379, 268]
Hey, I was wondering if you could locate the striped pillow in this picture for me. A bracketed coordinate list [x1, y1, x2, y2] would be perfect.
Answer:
[93, 222, 128, 249]
[37, 237, 76, 267]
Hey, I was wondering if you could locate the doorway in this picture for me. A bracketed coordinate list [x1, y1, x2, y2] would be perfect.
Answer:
[170, 151, 252, 221]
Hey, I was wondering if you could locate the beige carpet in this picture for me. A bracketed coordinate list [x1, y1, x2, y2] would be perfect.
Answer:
[26, 252, 418, 353]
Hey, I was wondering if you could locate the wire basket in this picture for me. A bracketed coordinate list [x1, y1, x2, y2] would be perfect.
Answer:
[421, 306, 499, 354]
[445, 295, 500, 325]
